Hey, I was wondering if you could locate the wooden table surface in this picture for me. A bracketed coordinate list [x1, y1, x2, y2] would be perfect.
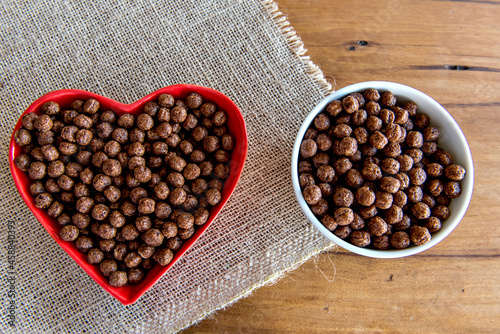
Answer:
[183, 1, 500, 333]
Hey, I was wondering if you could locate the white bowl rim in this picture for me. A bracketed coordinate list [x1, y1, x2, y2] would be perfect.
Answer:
[291, 81, 474, 259]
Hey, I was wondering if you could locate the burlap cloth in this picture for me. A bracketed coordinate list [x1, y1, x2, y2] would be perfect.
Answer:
[0, 1, 335, 332]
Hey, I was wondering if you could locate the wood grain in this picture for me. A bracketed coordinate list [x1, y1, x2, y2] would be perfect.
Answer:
[182, 1, 500, 332]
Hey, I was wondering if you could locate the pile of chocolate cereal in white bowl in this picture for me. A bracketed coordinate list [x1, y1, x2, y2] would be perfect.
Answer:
[291, 81, 473, 258]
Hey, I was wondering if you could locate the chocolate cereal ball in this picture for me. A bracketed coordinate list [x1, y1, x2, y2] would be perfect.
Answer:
[138, 243, 156, 259]
[116, 114, 134, 129]
[412, 202, 431, 220]
[368, 216, 388, 236]
[111, 127, 128, 144]
[206, 188, 222, 206]
[314, 165, 333, 183]
[334, 225, 352, 239]
[128, 268, 145, 284]
[171, 106, 187, 123]
[167, 187, 186, 206]
[124, 252, 142, 268]
[142, 228, 164, 247]
[138, 198, 155, 214]
[385, 205, 403, 224]
[92, 204, 110, 221]
[186, 92, 203, 109]
[335, 207, 354, 226]
[14, 154, 31, 171]
[339, 137, 358, 156]
[29, 161, 46, 180]
[22, 113, 38, 130]
[76, 197, 94, 214]
[47, 201, 63, 218]
[369, 131, 388, 150]
[300, 139, 317, 159]
[375, 191, 393, 210]
[361, 163, 382, 181]
[143, 101, 159, 116]
[75, 236, 94, 252]
[161, 221, 178, 239]
[346, 169, 364, 188]
[30, 181, 45, 197]
[408, 167, 427, 186]
[65, 162, 82, 178]
[102, 159, 122, 177]
[154, 182, 170, 200]
[158, 94, 175, 108]
[81, 98, 99, 114]
[153, 248, 173, 266]
[390, 231, 410, 249]
[410, 226, 431, 245]
[34, 114, 53, 132]
[60, 225, 79, 241]
[135, 216, 152, 233]
[435, 148, 453, 166]
[97, 122, 113, 139]
[93, 174, 112, 192]
[443, 181, 462, 198]
[351, 231, 371, 247]
[137, 113, 154, 131]
[129, 187, 148, 203]
[34, 192, 52, 209]
[342, 95, 359, 113]
[14, 129, 32, 146]
[104, 140, 121, 157]
[425, 216, 442, 233]
[373, 235, 390, 250]
[100, 110, 116, 123]
[87, 248, 105, 265]
[73, 114, 92, 129]
[444, 164, 466, 181]
[355, 186, 375, 206]
[100, 259, 118, 277]
[333, 188, 354, 207]
[109, 271, 128, 287]
[112, 243, 127, 261]
[183, 164, 201, 180]
[134, 166, 152, 183]
[194, 208, 210, 226]
[379, 177, 401, 194]
[104, 185, 121, 203]
[155, 202, 173, 220]
[109, 210, 126, 228]
[80, 167, 93, 185]
[121, 224, 139, 241]
[99, 239, 116, 253]
[380, 158, 400, 175]
[303, 185, 322, 205]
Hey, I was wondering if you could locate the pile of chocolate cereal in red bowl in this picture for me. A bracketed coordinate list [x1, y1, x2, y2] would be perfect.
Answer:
[292, 81, 473, 258]
[9, 85, 248, 304]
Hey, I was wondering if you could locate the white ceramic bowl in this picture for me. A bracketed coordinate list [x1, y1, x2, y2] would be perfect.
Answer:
[291, 81, 474, 258]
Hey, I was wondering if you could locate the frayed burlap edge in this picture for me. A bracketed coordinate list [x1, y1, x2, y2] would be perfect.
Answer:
[182, 243, 337, 333]
[176, 1, 336, 332]
[262, 0, 335, 96]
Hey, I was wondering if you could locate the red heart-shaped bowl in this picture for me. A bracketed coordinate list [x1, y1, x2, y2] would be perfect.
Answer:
[9, 84, 248, 305]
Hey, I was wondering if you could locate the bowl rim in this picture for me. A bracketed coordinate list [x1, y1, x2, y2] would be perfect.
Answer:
[9, 84, 249, 304]
[291, 81, 474, 259]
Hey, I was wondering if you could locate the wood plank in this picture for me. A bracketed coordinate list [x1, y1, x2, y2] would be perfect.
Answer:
[182, 0, 500, 332]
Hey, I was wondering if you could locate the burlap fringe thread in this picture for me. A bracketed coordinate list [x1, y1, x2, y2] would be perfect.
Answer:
[261, 0, 335, 95]
[177, 1, 336, 332]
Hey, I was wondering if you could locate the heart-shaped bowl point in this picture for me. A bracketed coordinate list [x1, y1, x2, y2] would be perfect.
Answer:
[9, 84, 248, 305]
